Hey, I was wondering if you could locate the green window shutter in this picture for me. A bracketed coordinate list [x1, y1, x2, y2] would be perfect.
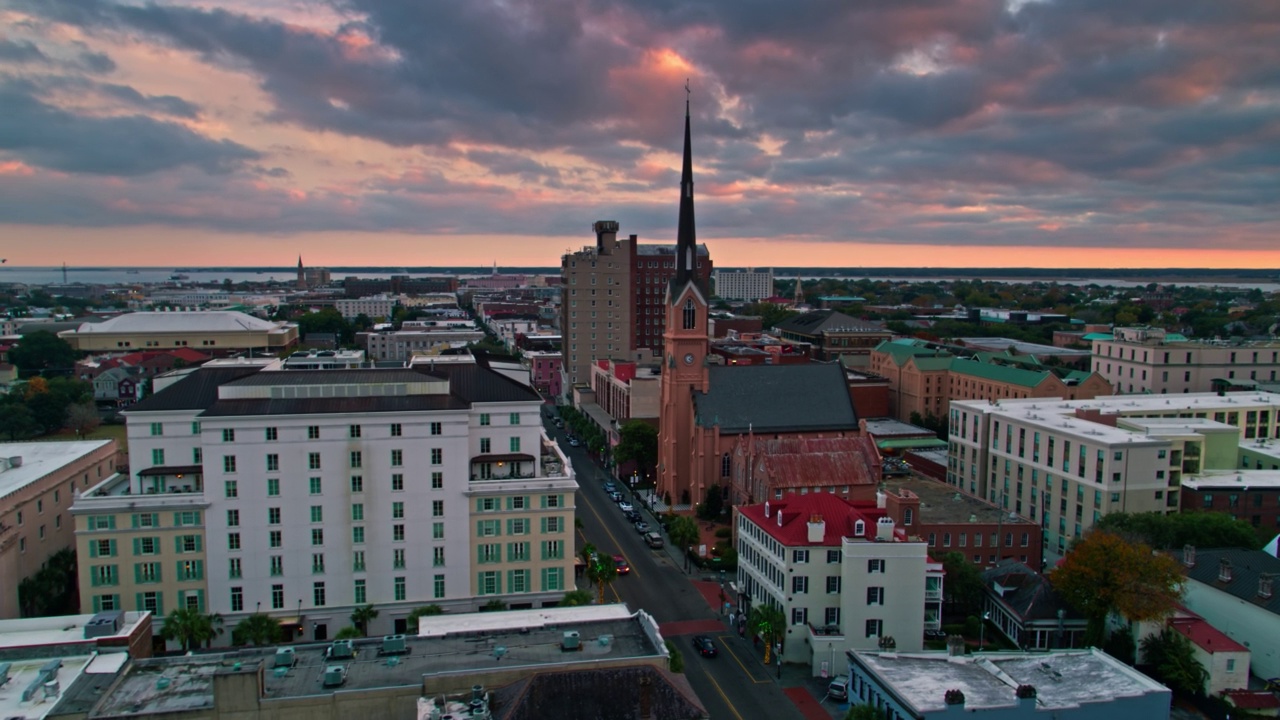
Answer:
[193, 511, 202, 525]
[90, 569, 99, 588]
[108, 516, 116, 529]
[540, 517, 547, 533]
[175, 536, 183, 554]
[195, 560, 204, 580]
[194, 535, 202, 552]
[109, 540, 117, 557]
[133, 538, 141, 555]
[112, 594, 121, 610]
[156, 594, 164, 616]
[131, 514, 138, 528]
[92, 596, 102, 613]
[89, 542, 98, 558]
[173, 512, 182, 526]
[135, 593, 143, 612]
[177, 590, 186, 608]
[540, 568, 547, 590]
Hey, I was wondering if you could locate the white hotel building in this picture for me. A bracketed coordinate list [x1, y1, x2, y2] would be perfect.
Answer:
[947, 392, 1280, 555]
[713, 268, 774, 302]
[735, 493, 942, 675]
[77, 357, 576, 642]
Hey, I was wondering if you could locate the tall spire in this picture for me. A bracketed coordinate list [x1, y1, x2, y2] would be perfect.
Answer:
[674, 80, 698, 290]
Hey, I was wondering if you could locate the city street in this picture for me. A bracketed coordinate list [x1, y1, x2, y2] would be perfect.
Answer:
[547, 415, 834, 720]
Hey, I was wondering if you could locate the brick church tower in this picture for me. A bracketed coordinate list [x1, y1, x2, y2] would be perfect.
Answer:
[656, 92, 711, 509]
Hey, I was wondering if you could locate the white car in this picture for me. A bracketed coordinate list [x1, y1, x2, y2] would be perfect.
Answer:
[618, 501, 634, 512]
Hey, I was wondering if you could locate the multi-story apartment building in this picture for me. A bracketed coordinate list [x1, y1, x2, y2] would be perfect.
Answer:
[589, 359, 660, 424]
[334, 295, 396, 320]
[74, 357, 577, 643]
[735, 494, 942, 674]
[871, 339, 1112, 422]
[713, 268, 773, 301]
[0, 440, 120, 618]
[774, 311, 892, 367]
[559, 221, 711, 398]
[1093, 327, 1280, 394]
[364, 326, 484, 361]
[947, 392, 1280, 555]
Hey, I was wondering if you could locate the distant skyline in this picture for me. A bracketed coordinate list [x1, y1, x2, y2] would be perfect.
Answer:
[1, 1, 1278, 269]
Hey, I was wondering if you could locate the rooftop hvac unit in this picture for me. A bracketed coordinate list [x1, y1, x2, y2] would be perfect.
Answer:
[329, 639, 354, 660]
[382, 634, 407, 655]
[0, 661, 10, 686]
[561, 631, 580, 651]
[322, 666, 346, 688]
[274, 647, 296, 668]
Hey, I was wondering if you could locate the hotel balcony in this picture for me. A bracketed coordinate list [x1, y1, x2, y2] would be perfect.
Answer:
[469, 432, 574, 484]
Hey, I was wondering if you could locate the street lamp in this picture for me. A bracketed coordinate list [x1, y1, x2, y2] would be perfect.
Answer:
[776, 644, 783, 679]
[979, 611, 990, 652]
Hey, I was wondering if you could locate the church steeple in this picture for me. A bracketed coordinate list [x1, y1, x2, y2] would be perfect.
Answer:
[672, 83, 702, 299]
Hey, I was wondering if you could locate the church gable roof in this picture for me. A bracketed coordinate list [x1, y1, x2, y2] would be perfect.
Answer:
[694, 363, 858, 433]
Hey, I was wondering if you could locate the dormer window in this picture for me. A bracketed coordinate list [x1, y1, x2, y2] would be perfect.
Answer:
[854, 520, 866, 537]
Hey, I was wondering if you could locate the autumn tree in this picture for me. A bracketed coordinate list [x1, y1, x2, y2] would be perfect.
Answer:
[1051, 531, 1185, 645]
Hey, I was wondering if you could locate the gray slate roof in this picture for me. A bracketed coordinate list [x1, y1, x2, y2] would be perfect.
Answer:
[774, 310, 886, 336]
[693, 363, 857, 433]
[201, 395, 465, 417]
[982, 559, 1084, 623]
[1176, 547, 1280, 616]
[126, 366, 264, 412]
[223, 369, 427, 386]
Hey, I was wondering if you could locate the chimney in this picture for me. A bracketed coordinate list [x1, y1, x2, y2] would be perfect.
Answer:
[1260, 573, 1275, 600]
[876, 490, 887, 509]
[1015, 685, 1037, 709]
[946, 635, 965, 657]
[876, 517, 895, 542]
[944, 689, 966, 713]
[777, 510, 784, 527]
[1183, 544, 1196, 568]
[639, 675, 652, 720]
[807, 514, 825, 544]
[1218, 558, 1233, 583]
[764, 501, 771, 518]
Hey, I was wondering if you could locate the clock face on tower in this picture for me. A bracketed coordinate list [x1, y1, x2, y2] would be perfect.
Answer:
[683, 353, 695, 365]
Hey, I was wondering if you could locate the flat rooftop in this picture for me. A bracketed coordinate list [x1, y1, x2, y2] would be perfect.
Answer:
[862, 418, 933, 437]
[0, 612, 150, 654]
[0, 656, 94, 720]
[955, 338, 1091, 356]
[953, 392, 1280, 446]
[95, 606, 661, 714]
[854, 649, 1166, 713]
[1181, 469, 1280, 490]
[1242, 438, 1280, 462]
[0, 440, 113, 499]
[881, 476, 1036, 527]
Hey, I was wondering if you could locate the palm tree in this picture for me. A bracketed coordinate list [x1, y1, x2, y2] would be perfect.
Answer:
[405, 605, 444, 633]
[160, 607, 224, 652]
[580, 544, 618, 604]
[560, 589, 594, 607]
[232, 613, 283, 646]
[666, 515, 700, 571]
[350, 604, 379, 637]
[749, 604, 787, 665]
[334, 626, 362, 641]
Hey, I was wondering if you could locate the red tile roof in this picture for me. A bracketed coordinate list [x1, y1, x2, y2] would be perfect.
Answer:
[1168, 617, 1248, 654]
[747, 436, 881, 489]
[1224, 691, 1280, 710]
[738, 493, 891, 547]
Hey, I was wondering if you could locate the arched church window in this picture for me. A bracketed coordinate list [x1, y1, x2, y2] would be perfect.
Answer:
[683, 298, 696, 330]
[721, 453, 731, 477]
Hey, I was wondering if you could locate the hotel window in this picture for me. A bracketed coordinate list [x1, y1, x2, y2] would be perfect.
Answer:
[394, 577, 406, 601]
[222, 429, 235, 442]
[308, 425, 320, 439]
[390, 423, 402, 437]
[266, 454, 279, 472]
[349, 424, 362, 438]
[480, 414, 491, 426]
[271, 584, 284, 609]
[430, 422, 442, 435]
[350, 451, 362, 468]
[308, 453, 321, 469]
[150, 423, 163, 436]
[431, 449, 443, 465]
[391, 449, 403, 467]
[151, 449, 165, 465]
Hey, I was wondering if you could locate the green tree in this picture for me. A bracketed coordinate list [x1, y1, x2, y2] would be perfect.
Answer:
[296, 308, 354, 345]
[1096, 511, 1259, 550]
[560, 589, 594, 607]
[17, 548, 78, 617]
[232, 613, 284, 646]
[613, 421, 658, 480]
[696, 485, 724, 520]
[749, 604, 787, 664]
[845, 705, 883, 720]
[1052, 531, 1185, 645]
[665, 640, 685, 673]
[744, 302, 799, 330]
[666, 515, 701, 570]
[1141, 627, 1208, 696]
[9, 330, 79, 375]
[334, 626, 363, 641]
[405, 605, 444, 633]
[940, 552, 984, 615]
[350, 604, 379, 637]
[482, 599, 508, 612]
[0, 403, 39, 440]
[160, 608, 224, 652]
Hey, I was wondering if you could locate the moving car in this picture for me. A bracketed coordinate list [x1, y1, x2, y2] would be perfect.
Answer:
[613, 555, 630, 575]
[691, 635, 717, 658]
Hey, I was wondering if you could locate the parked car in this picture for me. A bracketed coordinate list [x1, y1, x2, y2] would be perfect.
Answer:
[618, 501, 634, 512]
[827, 675, 849, 701]
[609, 491, 623, 502]
[634, 521, 651, 534]
[644, 531, 664, 548]
[602, 482, 618, 494]
[613, 555, 630, 575]
[568, 437, 581, 447]
[691, 635, 718, 657]
[623, 510, 641, 523]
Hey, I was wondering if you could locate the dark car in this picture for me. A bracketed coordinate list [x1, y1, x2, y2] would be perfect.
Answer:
[623, 510, 641, 523]
[691, 635, 717, 658]
[613, 555, 630, 575]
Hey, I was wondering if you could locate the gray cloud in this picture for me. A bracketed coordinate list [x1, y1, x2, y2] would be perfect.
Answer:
[98, 83, 201, 117]
[0, 37, 49, 63]
[0, 77, 258, 175]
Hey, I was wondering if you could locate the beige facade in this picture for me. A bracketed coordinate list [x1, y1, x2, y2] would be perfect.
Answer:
[1094, 327, 1280, 394]
[60, 311, 299, 353]
[560, 221, 637, 393]
[72, 472, 210, 622]
[467, 486, 575, 599]
[0, 440, 119, 619]
[589, 360, 660, 423]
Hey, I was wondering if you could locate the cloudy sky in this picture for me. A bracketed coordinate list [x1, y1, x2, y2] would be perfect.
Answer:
[1, 0, 1278, 269]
